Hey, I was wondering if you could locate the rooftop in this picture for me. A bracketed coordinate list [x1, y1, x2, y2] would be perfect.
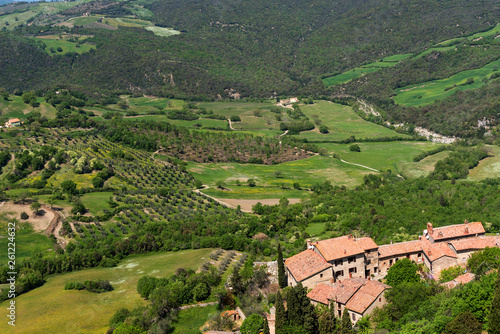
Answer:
[429, 221, 485, 241]
[422, 238, 457, 261]
[378, 240, 422, 258]
[307, 283, 335, 305]
[354, 237, 378, 251]
[330, 277, 366, 304]
[285, 249, 331, 282]
[440, 272, 475, 289]
[345, 280, 390, 314]
[449, 236, 500, 252]
[312, 235, 365, 262]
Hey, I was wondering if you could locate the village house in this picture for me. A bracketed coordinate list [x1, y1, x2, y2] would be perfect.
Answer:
[378, 240, 423, 274]
[285, 249, 333, 289]
[448, 235, 500, 266]
[440, 272, 475, 289]
[424, 221, 485, 243]
[5, 118, 21, 128]
[307, 278, 390, 324]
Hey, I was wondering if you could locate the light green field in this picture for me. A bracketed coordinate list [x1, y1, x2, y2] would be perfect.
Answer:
[145, 26, 181, 37]
[305, 222, 328, 237]
[69, 16, 101, 26]
[413, 46, 456, 59]
[467, 145, 500, 181]
[316, 141, 444, 174]
[80, 192, 114, 216]
[189, 154, 374, 192]
[393, 58, 500, 106]
[46, 167, 95, 189]
[172, 305, 218, 334]
[0, 249, 211, 334]
[201, 186, 311, 199]
[0, 10, 36, 30]
[35, 37, 95, 55]
[322, 54, 411, 86]
[467, 23, 500, 40]
[0, 221, 53, 263]
[296, 101, 410, 141]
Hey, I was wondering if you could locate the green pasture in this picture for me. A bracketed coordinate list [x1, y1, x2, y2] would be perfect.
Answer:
[305, 222, 328, 237]
[0, 10, 36, 30]
[80, 191, 114, 216]
[124, 115, 229, 129]
[467, 145, 500, 181]
[0, 220, 53, 263]
[128, 4, 154, 18]
[296, 101, 410, 141]
[201, 186, 311, 200]
[393, 58, 500, 106]
[36, 37, 95, 55]
[467, 23, 500, 40]
[322, 55, 410, 86]
[145, 26, 181, 37]
[69, 16, 101, 26]
[188, 154, 374, 192]
[172, 304, 218, 334]
[403, 150, 451, 178]
[46, 167, 95, 189]
[413, 46, 456, 59]
[0, 249, 211, 334]
[316, 141, 444, 174]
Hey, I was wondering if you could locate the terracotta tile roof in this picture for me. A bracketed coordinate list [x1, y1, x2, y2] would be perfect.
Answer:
[449, 236, 500, 252]
[221, 310, 239, 317]
[355, 237, 378, 251]
[312, 235, 365, 262]
[330, 277, 366, 304]
[378, 240, 423, 258]
[430, 222, 485, 241]
[307, 284, 336, 305]
[421, 238, 457, 261]
[9, 118, 20, 123]
[346, 280, 390, 314]
[440, 272, 475, 289]
[285, 249, 331, 282]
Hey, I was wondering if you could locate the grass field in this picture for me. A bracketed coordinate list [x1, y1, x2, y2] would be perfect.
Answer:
[0, 10, 36, 30]
[0, 220, 53, 263]
[467, 145, 500, 181]
[0, 249, 211, 334]
[188, 154, 374, 193]
[35, 37, 95, 55]
[322, 54, 412, 86]
[297, 101, 410, 141]
[80, 191, 114, 216]
[145, 26, 181, 37]
[172, 305, 218, 334]
[393, 58, 500, 106]
[316, 141, 444, 174]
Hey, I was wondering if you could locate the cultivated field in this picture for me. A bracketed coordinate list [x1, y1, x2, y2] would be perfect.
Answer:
[0, 249, 211, 334]
[467, 145, 500, 181]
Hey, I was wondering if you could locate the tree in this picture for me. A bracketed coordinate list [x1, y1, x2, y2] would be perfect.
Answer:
[319, 125, 329, 134]
[468, 247, 500, 276]
[20, 211, 29, 220]
[92, 177, 105, 189]
[445, 312, 482, 334]
[293, 182, 301, 190]
[247, 179, 256, 187]
[440, 266, 464, 283]
[489, 268, 500, 334]
[192, 282, 210, 301]
[319, 302, 337, 334]
[277, 243, 286, 288]
[386, 258, 420, 286]
[340, 308, 354, 334]
[274, 170, 282, 178]
[275, 291, 287, 334]
[30, 201, 41, 216]
[349, 144, 361, 152]
[216, 180, 225, 189]
[263, 318, 270, 334]
[240, 314, 265, 334]
[61, 180, 77, 195]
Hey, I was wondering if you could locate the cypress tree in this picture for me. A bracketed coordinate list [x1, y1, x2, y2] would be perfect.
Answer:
[263, 318, 270, 334]
[489, 268, 500, 334]
[296, 283, 318, 334]
[275, 290, 287, 334]
[287, 286, 301, 326]
[340, 308, 354, 334]
[277, 243, 286, 288]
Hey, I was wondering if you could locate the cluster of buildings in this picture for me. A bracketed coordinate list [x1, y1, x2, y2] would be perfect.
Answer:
[284, 221, 497, 325]
[3, 118, 21, 128]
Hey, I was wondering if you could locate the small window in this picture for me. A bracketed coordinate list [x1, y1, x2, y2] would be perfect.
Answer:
[374, 267, 378, 273]
[348, 256, 355, 264]
[352, 313, 356, 321]
[366, 259, 371, 265]
[349, 267, 357, 274]
[320, 273, 323, 278]
[379, 297, 382, 302]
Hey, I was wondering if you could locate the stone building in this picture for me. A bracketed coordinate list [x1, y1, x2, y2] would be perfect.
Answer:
[285, 249, 333, 289]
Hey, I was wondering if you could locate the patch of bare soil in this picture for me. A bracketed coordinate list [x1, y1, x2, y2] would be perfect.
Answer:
[218, 198, 301, 212]
[0, 203, 54, 232]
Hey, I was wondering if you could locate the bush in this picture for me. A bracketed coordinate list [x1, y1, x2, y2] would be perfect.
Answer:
[349, 144, 361, 152]
[319, 125, 329, 134]
[20, 211, 29, 220]
[230, 115, 241, 122]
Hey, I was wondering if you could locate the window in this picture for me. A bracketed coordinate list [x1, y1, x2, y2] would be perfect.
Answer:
[374, 267, 378, 273]
[379, 297, 382, 302]
[349, 267, 357, 274]
[389, 259, 393, 266]
[352, 313, 356, 321]
[366, 259, 371, 265]
[320, 273, 323, 278]
[348, 256, 355, 264]
[334, 259, 343, 266]
[336, 270, 344, 278]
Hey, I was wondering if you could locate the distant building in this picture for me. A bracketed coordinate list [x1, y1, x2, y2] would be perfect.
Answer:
[5, 118, 21, 128]
[440, 272, 475, 289]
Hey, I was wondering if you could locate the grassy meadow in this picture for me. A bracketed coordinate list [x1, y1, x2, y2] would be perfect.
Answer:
[467, 145, 500, 181]
[393, 58, 500, 106]
[0, 249, 211, 334]
[35, 36, 96, 56]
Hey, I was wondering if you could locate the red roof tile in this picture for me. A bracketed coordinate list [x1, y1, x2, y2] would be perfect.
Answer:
[449, 236, 500, 252]
[330, 277, 366, 304]
[355, 237, 378, 251]
[441, 272, 475, 289]
[430, 222, 485, 240]
[285, 249, 331, 282]
[378, 240, 423, 258]
[307, 284, 336, 305]
[312, 235, 365, 262]
[346, 280, 390, 314]
[9, 118, 20, 123]
[421, 238, 457, 261]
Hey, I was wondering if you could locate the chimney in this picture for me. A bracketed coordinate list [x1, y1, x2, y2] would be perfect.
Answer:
[464, 227, 469, 234]
[344, 249, 347, 254]
[464, 219, 469, 224]
[428, 249, 432, 256]
[348, 234, 352, 240]
[307, 239, 312, 249]
[418, 236, 422, 240]
[427, 222, 433, 234]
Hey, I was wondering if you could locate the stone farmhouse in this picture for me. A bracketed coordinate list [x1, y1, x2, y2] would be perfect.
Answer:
[285, 221, 496, 322]
[4, 118, 21, 128]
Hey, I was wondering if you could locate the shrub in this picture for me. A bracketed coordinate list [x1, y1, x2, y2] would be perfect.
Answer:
[20, 211, 29, 220]
[349, 144, 361, 152]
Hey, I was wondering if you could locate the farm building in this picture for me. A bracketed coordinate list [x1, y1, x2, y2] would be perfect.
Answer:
[5, 118, 21, 127]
